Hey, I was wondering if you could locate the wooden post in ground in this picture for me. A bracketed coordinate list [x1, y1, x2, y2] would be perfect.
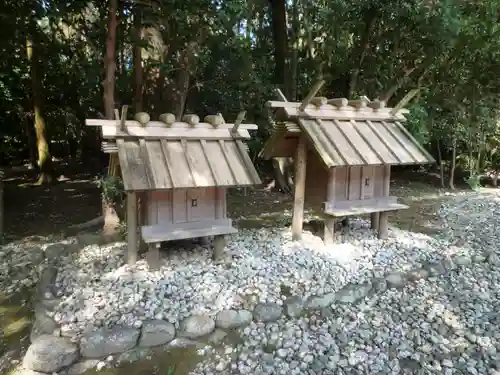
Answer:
[370, 212, 380, 230]
[324, 168, 336, 245]
[213, 235, 228, 263]
[147, 243, 160, 270]
[378, 165, 391, 239]
[126, 192, 138, 264]
[138, 192, 148, 252]
[292, 136, 307, 241]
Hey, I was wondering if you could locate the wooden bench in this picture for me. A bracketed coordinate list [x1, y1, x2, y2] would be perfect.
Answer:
[322, 196, 408, 242]
[141, 219, 238, 269]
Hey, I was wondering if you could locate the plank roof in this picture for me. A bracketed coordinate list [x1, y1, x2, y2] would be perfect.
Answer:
[86, 112, 261, 191]
[117, 139, 261, 191]
[261, 97, 435, 167]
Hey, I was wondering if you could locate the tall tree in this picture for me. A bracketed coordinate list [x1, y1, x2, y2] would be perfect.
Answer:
[102, 0, 121, 237]
[26, 30, 54, 184]
[269, 0, 288, 96]
[103, 0, 118, 120]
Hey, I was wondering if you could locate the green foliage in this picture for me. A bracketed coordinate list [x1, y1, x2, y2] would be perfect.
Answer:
[96, 175, 124, 206]
[465, 174, 481, 190]
[404, 103, 430, 146]
[0, 0, 500, 187]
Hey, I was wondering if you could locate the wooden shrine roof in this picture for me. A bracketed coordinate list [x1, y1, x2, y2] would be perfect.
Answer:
[116, 138, 261, 191]
[261, 96, 435, 167]
[86, 112, 261, 191]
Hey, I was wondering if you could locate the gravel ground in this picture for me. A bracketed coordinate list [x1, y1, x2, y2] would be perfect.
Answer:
[51, 215, 452, 338]
[183, 190, 500, 375]
[3, 189, 500, 375]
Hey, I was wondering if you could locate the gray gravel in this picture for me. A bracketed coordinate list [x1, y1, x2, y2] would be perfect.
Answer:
[186, 189, 500, 375]
[4, 188, 500, 375]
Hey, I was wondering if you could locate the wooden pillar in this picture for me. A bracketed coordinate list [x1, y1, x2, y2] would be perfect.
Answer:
[213, 188, 229, 261]
[138, 192, 148, 252]
[292, 136, 307, 241]
[147, 243, 160, 271]
[215, 188, 226, 220]
[378, 165, 391, 239]
[370, 212, 380, 230]
[126, 192, 138, 264]
[213, 235, 228, 263]
[324, 168, 336, 245]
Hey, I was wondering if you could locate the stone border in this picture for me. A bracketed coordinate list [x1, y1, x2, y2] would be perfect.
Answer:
[22, 243, 500, 374]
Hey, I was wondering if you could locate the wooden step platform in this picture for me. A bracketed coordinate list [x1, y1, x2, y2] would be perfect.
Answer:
[141, 219, 237, 244]
[323, 196, 408, 217]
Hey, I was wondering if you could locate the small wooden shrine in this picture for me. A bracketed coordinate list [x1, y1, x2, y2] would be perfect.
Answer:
[260, 81, 435, 243]
[86, 110, 261, 268]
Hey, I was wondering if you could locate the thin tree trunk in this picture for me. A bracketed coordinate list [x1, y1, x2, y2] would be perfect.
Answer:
[132, 9, 143, 113]
[449, 139, 457, 190]
[22, 115, 38, 169]
[379, 67, 416, 104]
[26, 36, 54, 184]
[173, 46, 195, 120]
[103, 0, 118, 120]
[436, 140, 445, 188]
[269, 0, 288, 97]
[271, 158, 292, 194]
[102, 0, 121, 238]
[290, 0, 299, 101]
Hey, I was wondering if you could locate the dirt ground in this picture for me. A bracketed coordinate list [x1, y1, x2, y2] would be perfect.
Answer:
[2, 163, 467, 241]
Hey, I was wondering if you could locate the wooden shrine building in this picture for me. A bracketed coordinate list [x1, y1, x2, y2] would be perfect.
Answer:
[86, 110, 261, 268]
[260, 81, 435, 243]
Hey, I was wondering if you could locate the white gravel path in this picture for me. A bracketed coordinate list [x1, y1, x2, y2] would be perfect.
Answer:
[187, 189, 500, 375]
[50, 212, 452, 337]
[4, 188, 500, 375]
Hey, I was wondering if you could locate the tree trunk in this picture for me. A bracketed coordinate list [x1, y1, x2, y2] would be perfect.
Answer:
[22, 116, 38, 169]
[449, 139, 457, 190]
[174, 49, 192, 120]
[102, 0, 121, 237]
[492, 172, 498, 187]
[103, 0, 118, 120]
[272, 158, 292, 194]
[436, 140, 445, 188]
[289, 0, 299, 100]
[26, 36, 54, 184]
[269, 0, 288, 97]
[133, 7, 143, 113]
[379, 67, 416, 104]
